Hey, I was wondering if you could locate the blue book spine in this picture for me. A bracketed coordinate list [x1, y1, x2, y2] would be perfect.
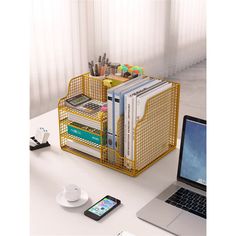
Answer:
[107, 92, 115, 162]
[67, 125, 105, 145]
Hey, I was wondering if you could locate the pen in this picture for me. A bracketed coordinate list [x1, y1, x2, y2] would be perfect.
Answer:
[102, 53, 106, 66]
[88, 62, 94, 76]
[98, 55, 102, 75]
[100, 65, 105, 76]
[94, 63, 99, 76]
[91, 60, 95, 76]
[105, 63, 111, 76]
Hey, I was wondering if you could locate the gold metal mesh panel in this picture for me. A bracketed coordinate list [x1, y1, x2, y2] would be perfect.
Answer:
[67, 74, 84, 99]
[168, 84, 180, 146]
[83, 74, 107, 102]
[62, 145, 102, 163]
[58, 74, 180, 177]
[116, 116, 124, 155]
[134, 83, 180, 173]
[101, 148, 135, 176]
[58, 73, 107, 154]
[58, 74, 84, 109]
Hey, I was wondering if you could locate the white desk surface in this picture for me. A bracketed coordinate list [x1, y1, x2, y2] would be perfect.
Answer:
[30, 109, 180, 236]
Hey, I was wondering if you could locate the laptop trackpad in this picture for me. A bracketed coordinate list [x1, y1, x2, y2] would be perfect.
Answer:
[167, 211, 206, 236]
[137, 198, 182, 228]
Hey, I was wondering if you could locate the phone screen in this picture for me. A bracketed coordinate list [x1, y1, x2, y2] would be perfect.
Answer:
[88, 197, 117, 216]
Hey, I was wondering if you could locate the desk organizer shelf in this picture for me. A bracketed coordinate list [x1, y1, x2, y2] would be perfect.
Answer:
[58, 73, 180, 176]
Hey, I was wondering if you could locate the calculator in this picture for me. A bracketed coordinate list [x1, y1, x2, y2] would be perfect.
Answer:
[77, 100, 106, 114]
[65, 94, 91, 108]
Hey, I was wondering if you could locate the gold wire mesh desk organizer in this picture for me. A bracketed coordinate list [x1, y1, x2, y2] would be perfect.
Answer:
[58, 73, 180, 176]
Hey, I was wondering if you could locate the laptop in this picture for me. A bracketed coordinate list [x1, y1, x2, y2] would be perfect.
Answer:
[137, 115, 206, 236]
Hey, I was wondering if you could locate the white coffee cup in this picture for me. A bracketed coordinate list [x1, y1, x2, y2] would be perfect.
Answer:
[63, 184, 81, 202]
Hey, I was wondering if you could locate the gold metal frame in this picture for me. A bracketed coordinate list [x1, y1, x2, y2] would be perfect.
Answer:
[58, 74, 180, 177]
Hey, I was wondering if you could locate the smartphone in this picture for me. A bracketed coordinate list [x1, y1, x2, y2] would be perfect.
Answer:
[84, 195, 121, 221]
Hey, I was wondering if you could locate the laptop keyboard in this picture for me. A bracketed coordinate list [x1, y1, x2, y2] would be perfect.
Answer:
[165, 188, 206, 219]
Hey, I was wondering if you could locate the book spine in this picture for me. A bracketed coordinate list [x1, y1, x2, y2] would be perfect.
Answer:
[67, 125, 102, 145]
[125, 95, 133, 168]
[131, 94, 137, 161]
[67, 113, 100, 130]
[124, 94, 129, 159]
[66, 139, 100, 159]
[107, 94, 113, 146]
[107, 93, 115, 163]
[114, 95, 120, 152]
[136, 97, 142, 122]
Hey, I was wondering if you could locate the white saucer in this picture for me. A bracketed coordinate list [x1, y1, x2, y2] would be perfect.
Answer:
[56, 189, 88, 208]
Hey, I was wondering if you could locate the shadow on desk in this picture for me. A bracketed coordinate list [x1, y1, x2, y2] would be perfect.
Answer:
[60, 198, 92, 214]
[131, 148, 180, 194]
[31, 145, 61, 157]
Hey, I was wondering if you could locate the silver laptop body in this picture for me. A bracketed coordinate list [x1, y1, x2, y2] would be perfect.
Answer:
[137, 115, 206, 236]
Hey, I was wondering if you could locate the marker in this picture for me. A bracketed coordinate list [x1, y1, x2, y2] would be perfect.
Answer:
[105, 64, 110, 76]
[100, 65, 106, 76]
[88, 62, 94, 76]
[102, 53, 106, 66]
[94, 63, 99, 76]
[98, 55, 102, 74]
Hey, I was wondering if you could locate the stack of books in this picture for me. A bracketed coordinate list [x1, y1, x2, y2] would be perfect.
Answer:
[65, 94, 107, 159]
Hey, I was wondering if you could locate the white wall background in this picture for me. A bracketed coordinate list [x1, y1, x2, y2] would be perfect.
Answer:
[30, 0, 206, 118]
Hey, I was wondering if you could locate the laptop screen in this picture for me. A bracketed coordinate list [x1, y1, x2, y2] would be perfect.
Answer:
[178, 116, 206, 189]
